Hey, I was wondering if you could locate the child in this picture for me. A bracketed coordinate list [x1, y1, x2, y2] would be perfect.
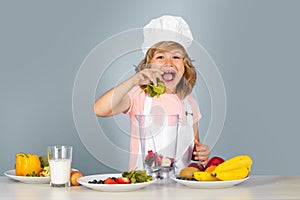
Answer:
[94, 16, 209, 170]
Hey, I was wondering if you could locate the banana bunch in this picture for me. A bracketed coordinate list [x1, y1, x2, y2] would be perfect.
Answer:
[194, 155, 252, 181]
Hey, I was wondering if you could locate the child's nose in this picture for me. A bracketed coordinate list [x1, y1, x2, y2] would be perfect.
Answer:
[164, 57, 172, 66]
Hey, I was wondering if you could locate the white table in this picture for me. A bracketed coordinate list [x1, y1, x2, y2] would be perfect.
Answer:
[0, 176, 299, 200]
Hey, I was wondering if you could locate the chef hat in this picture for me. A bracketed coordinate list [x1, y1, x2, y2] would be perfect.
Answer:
[142, 15, 193, 54]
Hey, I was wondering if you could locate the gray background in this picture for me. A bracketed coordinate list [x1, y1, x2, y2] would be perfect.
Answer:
[1, 0, 299, 176]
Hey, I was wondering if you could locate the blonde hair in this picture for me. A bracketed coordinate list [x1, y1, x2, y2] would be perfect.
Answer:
[136, 41, 196, 99]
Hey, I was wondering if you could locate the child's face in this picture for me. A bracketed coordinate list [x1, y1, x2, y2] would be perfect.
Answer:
[150, 49, 185, 93]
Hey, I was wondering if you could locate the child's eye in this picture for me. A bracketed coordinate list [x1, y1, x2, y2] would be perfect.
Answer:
[156, 56, 164, 59]
[173, 56, 182, 59]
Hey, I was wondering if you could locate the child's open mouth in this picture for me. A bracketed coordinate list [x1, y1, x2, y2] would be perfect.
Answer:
[162, 71, 176, 82]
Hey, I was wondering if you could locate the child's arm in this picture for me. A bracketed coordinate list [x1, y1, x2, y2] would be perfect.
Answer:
[94, 77, 134, 117]
[94, 68, 163, 117]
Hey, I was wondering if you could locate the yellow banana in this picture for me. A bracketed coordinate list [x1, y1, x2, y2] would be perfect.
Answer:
[193, 171, 219, 181]
[213, 155, 252, 173]
[213, 167, 250, 181]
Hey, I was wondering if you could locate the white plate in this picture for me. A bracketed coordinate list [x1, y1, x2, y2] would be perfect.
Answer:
[77, 173, 156, 192]
[171, 177, 249, 189]
[4, 169, 50, 184]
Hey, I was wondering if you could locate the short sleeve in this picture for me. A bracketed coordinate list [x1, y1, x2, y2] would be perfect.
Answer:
[123, 86, 146, 115]
[186, 95, 202, 123]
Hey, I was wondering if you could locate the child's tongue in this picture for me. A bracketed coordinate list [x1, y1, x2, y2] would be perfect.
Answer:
[162, 73, 174, 81]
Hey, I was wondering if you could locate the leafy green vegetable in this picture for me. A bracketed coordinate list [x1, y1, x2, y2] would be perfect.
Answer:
[143, 78, 166, 98]
[39, 155, 49, 167]
[122, 169, 152, 183]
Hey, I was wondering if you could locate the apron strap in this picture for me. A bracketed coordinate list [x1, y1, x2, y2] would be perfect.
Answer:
[143, 95, 152, 115]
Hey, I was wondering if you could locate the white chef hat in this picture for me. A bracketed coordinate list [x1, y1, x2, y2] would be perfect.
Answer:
[142, 15, 193, 54]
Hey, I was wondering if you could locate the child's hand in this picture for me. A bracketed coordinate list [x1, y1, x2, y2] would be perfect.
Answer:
[133, 68, 163, 86]
[193, 139, 210, 165]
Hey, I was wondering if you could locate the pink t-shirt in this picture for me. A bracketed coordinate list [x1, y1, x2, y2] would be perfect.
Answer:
[125, 86, 202, 170]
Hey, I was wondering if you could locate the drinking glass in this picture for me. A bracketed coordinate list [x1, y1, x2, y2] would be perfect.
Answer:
[47, 146, 72, 187]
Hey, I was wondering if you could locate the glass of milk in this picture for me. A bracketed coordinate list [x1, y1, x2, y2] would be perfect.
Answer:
[47, 146, 72, 187]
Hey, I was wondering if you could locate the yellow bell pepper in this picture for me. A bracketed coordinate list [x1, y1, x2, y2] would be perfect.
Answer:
[15, 153, 41, 176]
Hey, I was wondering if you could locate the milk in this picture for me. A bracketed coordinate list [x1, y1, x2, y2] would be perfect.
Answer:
[49, 159, 71, 185]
